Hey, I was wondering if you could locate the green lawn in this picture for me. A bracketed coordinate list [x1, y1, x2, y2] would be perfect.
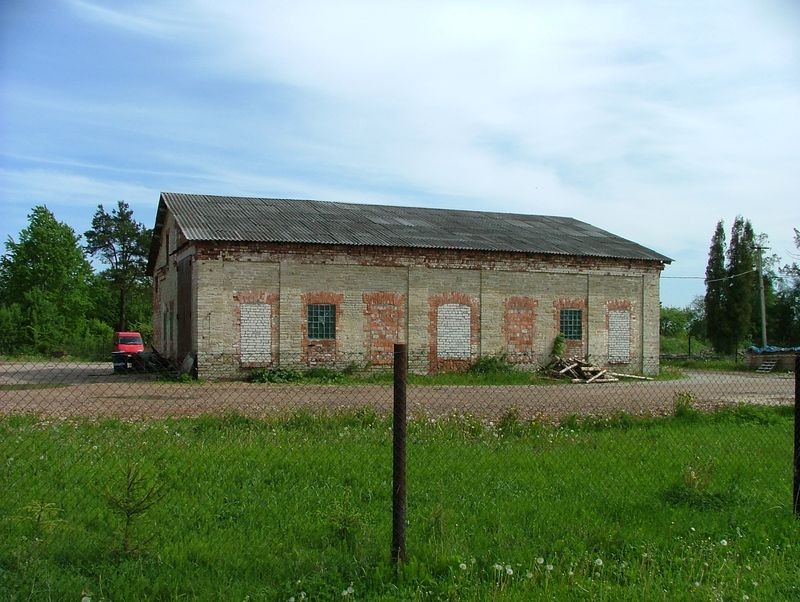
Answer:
[1, 407, 797, 600]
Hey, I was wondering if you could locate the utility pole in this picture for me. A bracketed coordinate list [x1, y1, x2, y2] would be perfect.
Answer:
[755, 245, 768, 348]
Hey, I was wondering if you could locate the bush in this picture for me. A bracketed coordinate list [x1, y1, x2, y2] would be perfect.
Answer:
[305, 367, 346, 383]
[0, 304, 25, 354]
[66, 319, 114, 360]
[552, 333, 566, 358]
[248, 367, 303, 383]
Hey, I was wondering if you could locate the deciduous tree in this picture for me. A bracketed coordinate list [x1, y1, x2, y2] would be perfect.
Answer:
[0, 206, 92, 353]
[773, 228, 800, 345]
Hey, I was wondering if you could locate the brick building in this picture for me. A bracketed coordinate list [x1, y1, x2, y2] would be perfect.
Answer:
[147, 193, 671, 377]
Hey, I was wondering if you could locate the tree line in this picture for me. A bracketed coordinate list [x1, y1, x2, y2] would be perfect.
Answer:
[661, 217, 800, 355]
[0, 202, 151, 359]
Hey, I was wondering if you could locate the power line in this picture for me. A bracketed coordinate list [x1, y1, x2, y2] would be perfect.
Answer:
[662, 269, 796, 283]
[662, 269, 757, 283]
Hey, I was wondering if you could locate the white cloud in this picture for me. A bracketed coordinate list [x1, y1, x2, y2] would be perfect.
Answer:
[11, 0, 799, 305]
[0, 168, 160, 244]
[66, 0, 193, 37]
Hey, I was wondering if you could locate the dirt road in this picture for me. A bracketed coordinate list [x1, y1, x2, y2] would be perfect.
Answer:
[0, 362, 793, 421]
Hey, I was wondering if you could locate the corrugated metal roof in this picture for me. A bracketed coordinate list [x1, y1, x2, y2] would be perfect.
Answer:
[149, 192, 672, 269]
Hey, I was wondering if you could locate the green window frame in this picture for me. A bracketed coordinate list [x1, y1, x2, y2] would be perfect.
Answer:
[559, 308, 582, 340]
[308, 304, 336, 339]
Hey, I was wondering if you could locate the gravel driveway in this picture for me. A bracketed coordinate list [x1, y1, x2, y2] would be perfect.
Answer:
[0, 362, 793, 421]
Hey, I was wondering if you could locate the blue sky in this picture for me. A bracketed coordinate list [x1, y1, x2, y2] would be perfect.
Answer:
[2, 0, 799, 306]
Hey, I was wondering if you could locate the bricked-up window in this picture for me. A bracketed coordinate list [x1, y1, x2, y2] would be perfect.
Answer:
[560, 309, 582, 340]
[240, 303, 272, 364]
[437, 303, 471, 359]
[308, 304, 336, 339]
[608, 309, 631, 363]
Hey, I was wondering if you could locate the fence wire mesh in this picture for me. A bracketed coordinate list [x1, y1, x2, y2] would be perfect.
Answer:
[1, 353, 797, 600]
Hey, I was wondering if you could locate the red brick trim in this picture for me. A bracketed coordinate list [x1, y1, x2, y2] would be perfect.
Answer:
[233, 291, 279, 367]
[428, 292, 480, 372]
[193, 241, 666, 274]
[605, 299, 632, 325]
[502, 296, 538, 364]
[362, 292, 406, 366]
[301, 291, 344, 365]
[553, 297, 587, 359]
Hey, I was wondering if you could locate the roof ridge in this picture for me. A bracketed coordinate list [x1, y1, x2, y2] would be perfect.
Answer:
[151, 192, 672, 266]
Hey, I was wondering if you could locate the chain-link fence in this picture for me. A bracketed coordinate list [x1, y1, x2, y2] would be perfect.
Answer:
[1, 353, 798, 600]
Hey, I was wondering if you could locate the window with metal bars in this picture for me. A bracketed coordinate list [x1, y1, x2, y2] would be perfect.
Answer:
[307, 304, 336, 339]
[559, 308, 582, 340]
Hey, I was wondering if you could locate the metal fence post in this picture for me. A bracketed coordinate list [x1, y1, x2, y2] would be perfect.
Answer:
[392, 343, 408, 564]
[794, 353, 799, 518]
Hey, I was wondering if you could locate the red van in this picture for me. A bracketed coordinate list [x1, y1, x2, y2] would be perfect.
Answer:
[112, 331, 145, 372]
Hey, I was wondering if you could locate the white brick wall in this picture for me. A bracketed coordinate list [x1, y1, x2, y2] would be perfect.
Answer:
[240, 303, 272, 364]
[608, 309, 631, 364]
[437, 304, 470, 359]
[184, 240, 663, 376]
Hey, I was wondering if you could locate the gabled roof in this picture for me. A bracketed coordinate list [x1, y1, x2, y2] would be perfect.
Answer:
[148, 192, 672, 272]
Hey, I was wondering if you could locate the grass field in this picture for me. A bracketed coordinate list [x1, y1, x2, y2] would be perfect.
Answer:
[1, 406, 798, 600]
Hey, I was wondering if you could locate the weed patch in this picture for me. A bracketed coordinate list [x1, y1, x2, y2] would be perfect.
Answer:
[248, 367, 303, 383]
[673, 391, 700, 420]
[663, 460, 738, 510]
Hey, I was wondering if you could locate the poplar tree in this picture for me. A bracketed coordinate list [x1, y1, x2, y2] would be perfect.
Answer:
[724, 216, 755, 353]
[704, 220, 727, 352]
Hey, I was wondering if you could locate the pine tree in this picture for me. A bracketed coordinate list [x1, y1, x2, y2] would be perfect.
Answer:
[724, 216, 756, 353]
[704, 221, 727, 352]
[84, 201, 152, 331]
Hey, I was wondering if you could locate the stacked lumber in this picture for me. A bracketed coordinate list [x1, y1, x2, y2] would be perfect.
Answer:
[549, 357, 654, 383]
[548, 357, 653, 384]
[550, 357, 618, 383]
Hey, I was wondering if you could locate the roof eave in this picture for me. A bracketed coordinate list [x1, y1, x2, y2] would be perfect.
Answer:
[146, 194, 169, 275]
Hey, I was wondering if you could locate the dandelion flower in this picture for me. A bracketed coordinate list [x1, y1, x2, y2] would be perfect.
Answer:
[459, 563, 467, 571]
[546, 564, 554, 572]
[506, 565, 513, 576]
[594, 558, 603, 567]
[526, 571, 533, 579]
[694, 582, 700, 587]
[720, 539, 728, 546]
[536, 557, 544, 565]
[494, 563, 503, 572]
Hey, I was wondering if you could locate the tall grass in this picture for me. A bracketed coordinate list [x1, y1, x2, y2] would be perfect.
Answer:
[1, 407, 797, 600]
[662, 357, 750, 372]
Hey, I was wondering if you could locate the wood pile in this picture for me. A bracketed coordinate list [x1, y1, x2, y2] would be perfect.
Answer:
[549, 357, 653, 384]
